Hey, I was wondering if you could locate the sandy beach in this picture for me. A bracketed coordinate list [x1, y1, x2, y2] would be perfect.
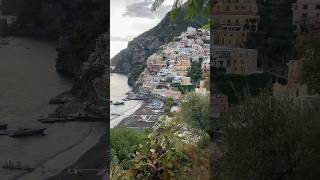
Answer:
[117, 99, 163, 128]
[110, 100, 144, 128]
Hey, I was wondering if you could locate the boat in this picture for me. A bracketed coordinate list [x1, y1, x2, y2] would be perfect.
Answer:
[0, 124, 8, 129]
[9, 128, 47, 137]
[113, 101, 124, 105]
[2, 161, 34, 172]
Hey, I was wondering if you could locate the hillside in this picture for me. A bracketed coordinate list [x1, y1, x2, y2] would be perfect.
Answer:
[111, 5, 207, 86]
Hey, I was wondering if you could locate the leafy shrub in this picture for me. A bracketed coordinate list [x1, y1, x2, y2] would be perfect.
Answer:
[110, 128, 149, 164]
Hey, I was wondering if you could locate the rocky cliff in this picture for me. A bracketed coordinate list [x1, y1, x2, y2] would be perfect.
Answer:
[111, 6, 207, 86]
[13, 0, 109, 117]
[12, 0, 107, 76]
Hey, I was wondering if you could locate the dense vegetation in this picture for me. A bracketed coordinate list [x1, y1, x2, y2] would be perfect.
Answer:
[110, 93, 210, 179]
[246, 0, 296, 68]
[190, 61, 202, 83]
[171, 83, 196, 94]
[301, 40, 320, 94]
[213, 73, 274, 104]
[213, 94, 320, 180]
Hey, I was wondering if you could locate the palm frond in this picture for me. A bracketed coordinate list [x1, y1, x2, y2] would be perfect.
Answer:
[151, 0, 166, 11]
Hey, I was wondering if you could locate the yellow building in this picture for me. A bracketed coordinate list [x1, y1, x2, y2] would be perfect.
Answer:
[212, 0, 259, 47]
[212, 45, 257, 75]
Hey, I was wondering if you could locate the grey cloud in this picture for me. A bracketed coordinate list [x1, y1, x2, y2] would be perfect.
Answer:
[110, 36, 136, 42]
[122, 0, 171, 19]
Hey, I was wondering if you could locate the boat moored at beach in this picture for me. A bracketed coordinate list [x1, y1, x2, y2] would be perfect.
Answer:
[113, 101, 125, 105]
[0, 123, 8, 129]
[9, 128, 47, 137]
[2, 160, 34, 172]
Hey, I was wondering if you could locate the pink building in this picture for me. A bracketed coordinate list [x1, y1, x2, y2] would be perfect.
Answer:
[292, 0, 320, 32]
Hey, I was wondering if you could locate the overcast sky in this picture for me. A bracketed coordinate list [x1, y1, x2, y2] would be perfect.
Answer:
[110, 0, 173, 58]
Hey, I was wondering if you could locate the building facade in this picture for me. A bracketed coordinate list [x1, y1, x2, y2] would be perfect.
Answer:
[212, 45, 257, 75]
[212, 0, 259, 47]
[292, 0, 320, 32]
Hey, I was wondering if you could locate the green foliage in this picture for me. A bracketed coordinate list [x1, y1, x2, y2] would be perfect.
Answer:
[110, 128, 149, 164]
[191, 61, 202, 83]
[152, 0, 210, 21]
[171, 83, 196, 94]
[164, 97, 175, 116]
[197, 132, 210, 149]
[179, 92, 210, 132]
[302, 42, 320, 94]
[246, 0, 296, 68]
[111, 93, 211, 179]
[213, 73, 273, 104]
[217, 94, 320, 180]
[111, 124, 193, 179]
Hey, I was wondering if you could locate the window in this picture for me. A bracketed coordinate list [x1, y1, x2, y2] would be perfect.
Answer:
[302, 13, 308, 18]
[227, 60, 231, 67]
[303, 4, 308, 9]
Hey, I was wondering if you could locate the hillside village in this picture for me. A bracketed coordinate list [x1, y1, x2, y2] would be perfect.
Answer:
[135, 27, 210, 101]
[211, 0, 320, 118]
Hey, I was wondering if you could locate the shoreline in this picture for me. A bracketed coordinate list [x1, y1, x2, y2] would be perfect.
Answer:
[11, 125, 106, 180]
[45, 134, 108, 180]
[110, 100, 144, 128]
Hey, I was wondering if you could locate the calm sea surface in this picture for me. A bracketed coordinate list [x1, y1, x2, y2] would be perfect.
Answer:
[0, 36, 105, 180]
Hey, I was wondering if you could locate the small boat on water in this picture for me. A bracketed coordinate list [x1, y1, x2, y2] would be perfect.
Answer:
[9, 128, 46, 137]
[0, 124, 8, 129]
[113, 101, 125, 105]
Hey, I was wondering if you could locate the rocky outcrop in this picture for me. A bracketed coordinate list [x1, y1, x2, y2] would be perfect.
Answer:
[50, 32, 109, 118]
[11, 0, 108, 119]
[111, 5, 207, 86]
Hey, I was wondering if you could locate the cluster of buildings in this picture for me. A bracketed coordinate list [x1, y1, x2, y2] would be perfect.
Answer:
[211, 0, 320, 118]
[273, 0, 320, 110]
[292, 0, 320, 35]
[211, 0, 259, 76]
[137, 27, 210, 101]
[211, 0, 261, 118]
